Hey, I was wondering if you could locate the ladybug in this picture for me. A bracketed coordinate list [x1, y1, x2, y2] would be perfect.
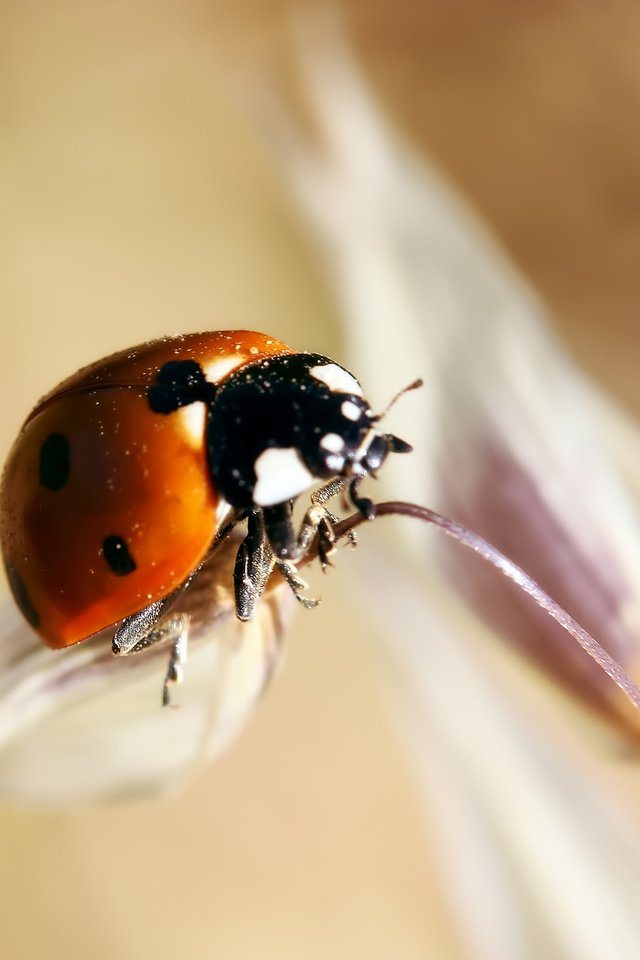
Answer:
[1, 331, 413, 703]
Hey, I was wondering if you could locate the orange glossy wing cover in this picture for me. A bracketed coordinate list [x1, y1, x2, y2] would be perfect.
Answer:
[1, 331, 291, 647]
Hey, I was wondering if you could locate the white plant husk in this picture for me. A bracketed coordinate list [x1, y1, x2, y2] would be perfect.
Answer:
[253, 18, 640, 960]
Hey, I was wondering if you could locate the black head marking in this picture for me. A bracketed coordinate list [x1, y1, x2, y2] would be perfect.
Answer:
[5, 561, 40, 627]
[147, 359, 217, 414]
[206, 353, 372, 507]
[103, 535, 137, 576]
[39, 433, 71, 491]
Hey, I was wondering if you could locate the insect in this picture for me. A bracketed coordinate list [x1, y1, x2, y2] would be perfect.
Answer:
[1, 331, 414, 703]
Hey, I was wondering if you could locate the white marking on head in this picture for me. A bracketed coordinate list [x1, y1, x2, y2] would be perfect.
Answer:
[310, 363, 363, 396]
[341, 400, 362, 422]
[253, 447, 318, 507]
[177, 404, 206, 448]
[320, 432, 345, 454]
[325, 453, 346, 473]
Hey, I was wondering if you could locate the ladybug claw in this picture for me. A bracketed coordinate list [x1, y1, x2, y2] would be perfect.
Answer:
[296, 593, 321, 610]
[318, 541, 337, 570]
[276, 558, 321, 609]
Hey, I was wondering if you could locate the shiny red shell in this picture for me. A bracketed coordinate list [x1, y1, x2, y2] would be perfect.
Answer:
[1, 331, 291, 648]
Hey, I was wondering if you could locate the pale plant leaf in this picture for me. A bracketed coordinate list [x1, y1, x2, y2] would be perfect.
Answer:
[357, 543, 640, 960]
[593, 392, 640, 502]
[260, 13, 640, 734]
[0, 533, 291, 804]
[253, 15, 640, 960]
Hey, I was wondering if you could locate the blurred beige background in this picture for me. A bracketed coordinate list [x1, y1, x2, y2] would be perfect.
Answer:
[1, 2, 639, 958]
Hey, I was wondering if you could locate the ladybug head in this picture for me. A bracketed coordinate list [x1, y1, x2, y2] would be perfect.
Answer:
[298, 379, 414, 481]
[206, 353, 417, 513]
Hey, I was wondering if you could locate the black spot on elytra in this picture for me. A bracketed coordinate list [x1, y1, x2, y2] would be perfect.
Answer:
[147, 359, 217, 414]
[39, 433, 71, 491]
[103, 535, 137, 576]
[5, 561, 39, 627]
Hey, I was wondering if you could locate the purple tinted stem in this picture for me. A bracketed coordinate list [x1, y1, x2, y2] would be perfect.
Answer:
[333, 501, 640, 713]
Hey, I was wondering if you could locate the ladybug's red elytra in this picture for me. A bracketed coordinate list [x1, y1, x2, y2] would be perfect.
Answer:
[1, 331, 413, 703]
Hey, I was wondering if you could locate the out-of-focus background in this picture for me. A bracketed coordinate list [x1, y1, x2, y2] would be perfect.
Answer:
[1, 2, 639, 958]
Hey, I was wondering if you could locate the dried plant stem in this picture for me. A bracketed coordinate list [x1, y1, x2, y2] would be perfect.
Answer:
[332, 501, 640, 713]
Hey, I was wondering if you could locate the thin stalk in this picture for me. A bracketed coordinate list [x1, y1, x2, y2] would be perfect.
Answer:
[332, 501, 640, 713]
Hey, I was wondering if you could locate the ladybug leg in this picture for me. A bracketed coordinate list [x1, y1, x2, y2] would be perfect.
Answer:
[308, 478, 352, 562]
[264, 477, 355, 567]
[275, 559, 320, 610]
[234, 509, 276, 622]
[112, 595, 190, 707]
[306, 478, 359, 559]
[160, 620, 189, 707]
[347, 477, 377, 521]
[233, 509, 320, 617]
[112, 595, 178, 655]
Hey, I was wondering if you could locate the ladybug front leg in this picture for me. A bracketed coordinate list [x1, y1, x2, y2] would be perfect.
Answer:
[263, 477, 353, 567]
[112, 595, 189, 707]
[234, 509, 276, 621]
[232, 508, 319, 615]
[239, 506, 321, 613]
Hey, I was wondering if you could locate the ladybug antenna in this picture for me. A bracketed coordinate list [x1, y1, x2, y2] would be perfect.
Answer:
[370, 377, 423, 423]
